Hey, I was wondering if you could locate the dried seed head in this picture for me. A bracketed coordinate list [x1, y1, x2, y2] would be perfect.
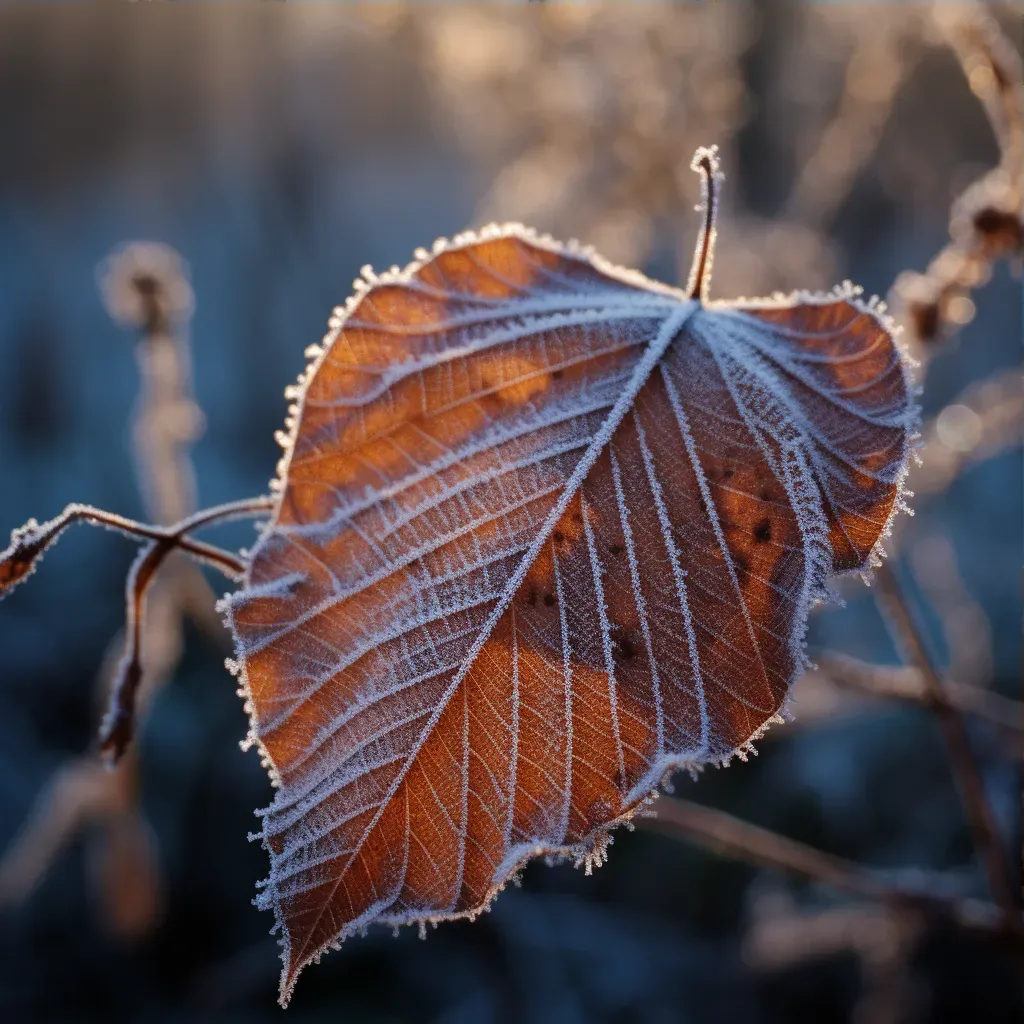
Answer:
[951, 170, 1023, 261]
[98, 242, 195, 333]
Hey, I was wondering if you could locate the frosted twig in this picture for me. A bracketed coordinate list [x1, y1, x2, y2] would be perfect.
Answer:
[911, 369, 1024, 497]
[0, 246, 273, 930]
[891, 4, 1023, 352]
[814, 652, 1021, 746]
[687, 146, 720, 301]
[644, 796, 1020, 943]
[874, 563, 1020, 928]
[935, 0, 1024, 182]
[0, 499, 270, 597]
[743, 888, 924, 1024]
[96, 497, 274, 765]
[910, 535, 993, 689]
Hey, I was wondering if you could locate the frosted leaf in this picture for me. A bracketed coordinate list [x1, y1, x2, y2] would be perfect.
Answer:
[224, 176, 915, 1005]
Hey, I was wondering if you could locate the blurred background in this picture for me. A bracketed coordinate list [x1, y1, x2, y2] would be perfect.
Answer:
[0, 4, 1020, 1023]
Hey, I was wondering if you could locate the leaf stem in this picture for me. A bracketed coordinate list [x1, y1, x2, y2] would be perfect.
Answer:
[874, 562, 1020, 928]
[687, 145, 721, 303]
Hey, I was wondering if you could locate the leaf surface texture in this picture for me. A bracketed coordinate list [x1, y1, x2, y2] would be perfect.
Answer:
[224, 228, 914, 1002]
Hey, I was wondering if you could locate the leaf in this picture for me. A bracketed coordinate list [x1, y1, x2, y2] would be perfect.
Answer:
[223, 154, 916, 1005]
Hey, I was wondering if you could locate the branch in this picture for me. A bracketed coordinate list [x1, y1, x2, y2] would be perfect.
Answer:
[814, 652, 1022, 746]
[874, 562, 1020, 926]
[891, 3, 1023, 353]
[644, 796, 1020, 944]
[0, 496, 274, 600]
[0, 248, 274, 928]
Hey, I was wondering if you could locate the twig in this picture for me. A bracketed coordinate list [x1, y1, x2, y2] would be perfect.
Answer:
[743, 889, 925, 1024]
[0, 498, 271, 597]
[911, 369, 1024, 498]
[814, 652, 1022, 745]
[891, 3, 1023, 352]
[93, 497, 271, 763]
[935, 1, 1024, 183]
[687, 146, 721, 301]
[910, 534, 993, 689]
[0, 495, 275, 764]
[645, 797, 1018, 944]
[0, 246, 274, 931]
[874, 562, 1020, 926]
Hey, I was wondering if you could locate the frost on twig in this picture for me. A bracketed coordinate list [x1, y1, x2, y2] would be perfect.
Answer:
[643, 796, 1013, 942]
[808, 653, 1021, 748]
[2, 245, 229, 937]
[891, 3, 1022, 354]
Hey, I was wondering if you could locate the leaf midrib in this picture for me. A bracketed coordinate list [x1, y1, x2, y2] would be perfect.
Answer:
[280, 298, 700, 970]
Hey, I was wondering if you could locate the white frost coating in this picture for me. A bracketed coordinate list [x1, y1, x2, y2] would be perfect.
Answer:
[551, 545, 574, 845]
[632, 411, 691, 760]
[607, 448, 666, 756]
[580, 497, 626, 789]
[220, 218, 918, 1005]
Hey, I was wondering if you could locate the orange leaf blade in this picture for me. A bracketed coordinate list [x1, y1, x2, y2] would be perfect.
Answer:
[223, 226, 915, 1005]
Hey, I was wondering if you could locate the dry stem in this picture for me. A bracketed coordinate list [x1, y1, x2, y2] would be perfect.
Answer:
[874, 563, 1020, 927]
[646, 797, 1018, 945]
[814, 652, 1022, 745]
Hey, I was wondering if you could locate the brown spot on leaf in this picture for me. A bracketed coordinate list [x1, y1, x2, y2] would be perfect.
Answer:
[609, 624, 639, 662]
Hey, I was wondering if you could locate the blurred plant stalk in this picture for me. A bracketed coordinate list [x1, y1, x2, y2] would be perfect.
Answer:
[0, 243, 225, 939]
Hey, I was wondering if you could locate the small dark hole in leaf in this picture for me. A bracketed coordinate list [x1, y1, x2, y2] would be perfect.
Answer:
[610, 544, 624, 556]
[754, 519, 772, 543]
[610, 625, 638, 662]
[552, 369, 564, 380]
[722, 467, 734, 479]
[543, 593, 556, 607]
[553, 531, 564, 544]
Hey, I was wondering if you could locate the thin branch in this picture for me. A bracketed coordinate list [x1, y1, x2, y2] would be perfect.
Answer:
[784, 19, 918, 228]
[874, 562, 1020, 926]
[814, 652, 1022, 746]
[0, 496, 274, 598]
[891, 3, 1023, 351]
[645, 796, 1020, 944]
[98, 539, 177, 765]
[88, 496, 274, 765]
[0, 495, 275, 766]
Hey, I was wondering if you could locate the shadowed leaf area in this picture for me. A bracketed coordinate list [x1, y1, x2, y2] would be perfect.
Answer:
[224, 226, 914, 1004]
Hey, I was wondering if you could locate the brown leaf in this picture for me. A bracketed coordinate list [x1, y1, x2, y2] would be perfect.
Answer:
[224, 211, 915, 1003]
